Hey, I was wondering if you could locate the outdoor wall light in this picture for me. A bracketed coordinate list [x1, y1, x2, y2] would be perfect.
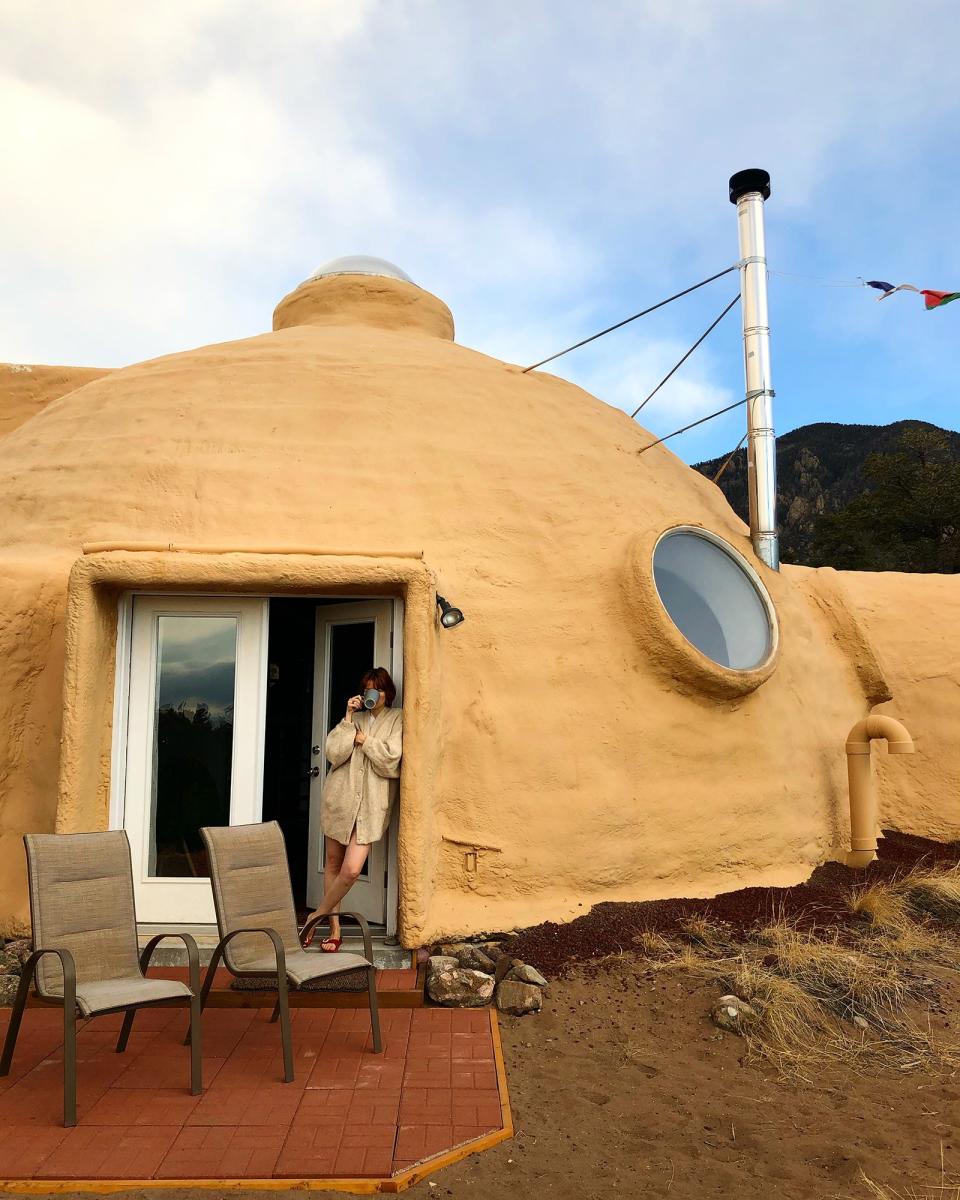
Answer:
[436, 593, 465, 629]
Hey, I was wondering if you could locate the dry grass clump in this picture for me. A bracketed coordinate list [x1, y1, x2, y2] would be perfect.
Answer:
[634, 930, 674, 959]
[849, 878, 954, 961]
[625, 867, 960, 1078]
[850, 881, 915, 932]
[677, 915, 737, 956]
[901, 866, 960, 924]
[647, 913, 959, 1077]
[757, 922, 912, 1023]
[851, 867, 960, 951]
[709, 960, 840, 1077]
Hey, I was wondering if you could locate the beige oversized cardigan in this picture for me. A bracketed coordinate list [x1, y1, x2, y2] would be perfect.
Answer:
[320, 707, 404, 846]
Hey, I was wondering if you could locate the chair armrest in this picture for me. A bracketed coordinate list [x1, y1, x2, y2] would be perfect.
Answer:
[338, 913, 374, 964]
[215, 927, 287, 980]
[299, 912, 373, 963]
[23, 947, 77, 1010]
[139, 933, 201, 996]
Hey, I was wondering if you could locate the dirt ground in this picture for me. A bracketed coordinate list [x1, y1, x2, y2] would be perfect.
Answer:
[5, 833, 960, 1200]
[7, 963, 957, 1200]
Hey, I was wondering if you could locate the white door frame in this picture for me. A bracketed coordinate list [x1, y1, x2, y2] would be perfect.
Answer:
[307, 601, 393, 925]
[385, 598, 403, 938]
[112, 593, 269, 924]
[110, 590, 403, 932]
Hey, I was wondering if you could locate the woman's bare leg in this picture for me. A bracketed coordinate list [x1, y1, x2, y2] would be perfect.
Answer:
[308, 829, 370, 934]
[321, 837, 346, 946]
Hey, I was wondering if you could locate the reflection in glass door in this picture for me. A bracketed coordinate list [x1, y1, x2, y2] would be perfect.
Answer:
[122, 597, 268, 923]
[150, 616, 237, 879]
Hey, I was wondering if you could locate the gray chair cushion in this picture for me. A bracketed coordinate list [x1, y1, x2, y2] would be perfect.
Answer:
[68, 976, 193, 1018]
[242, 949, 371, 987]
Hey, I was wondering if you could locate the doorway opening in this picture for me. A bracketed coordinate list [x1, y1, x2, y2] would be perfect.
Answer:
[261, 596, 400, 931]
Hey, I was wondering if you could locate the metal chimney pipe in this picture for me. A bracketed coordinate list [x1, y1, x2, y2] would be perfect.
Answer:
[729, 168, 779, 572]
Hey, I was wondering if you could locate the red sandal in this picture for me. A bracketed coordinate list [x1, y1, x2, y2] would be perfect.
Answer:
[301, 920, 341, 951]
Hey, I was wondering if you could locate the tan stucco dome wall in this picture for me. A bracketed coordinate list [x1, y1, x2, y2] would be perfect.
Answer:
[0, 363, 112, 439]
[0, 273, 958, 942]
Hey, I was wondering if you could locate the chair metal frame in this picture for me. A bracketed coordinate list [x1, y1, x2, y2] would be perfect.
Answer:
[0, 837, 202, 1127]
[194, 824, 382, 1081]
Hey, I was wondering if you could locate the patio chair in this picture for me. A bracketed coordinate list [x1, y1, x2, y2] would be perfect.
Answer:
[197, 821, 381, 1083]
[0, 831, 202, 1126]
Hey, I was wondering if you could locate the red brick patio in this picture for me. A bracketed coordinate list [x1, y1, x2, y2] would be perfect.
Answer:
[0, 1001, 511, 1189]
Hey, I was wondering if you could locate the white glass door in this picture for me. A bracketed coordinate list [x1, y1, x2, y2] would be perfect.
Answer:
[306, 601, 394, 924]
[122, 595, 269, 923]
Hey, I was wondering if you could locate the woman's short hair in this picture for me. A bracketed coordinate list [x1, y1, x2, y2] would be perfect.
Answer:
[360, 667, 397, 707]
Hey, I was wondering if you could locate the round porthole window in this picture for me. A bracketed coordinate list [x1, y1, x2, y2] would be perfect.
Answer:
[652, 528, 776, 671]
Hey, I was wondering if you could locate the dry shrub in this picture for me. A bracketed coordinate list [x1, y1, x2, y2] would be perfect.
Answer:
[849, 879, 954, 962]
[757, 922, 912, 1023]
[850, 881, 914, 932]
[901, 866, 960, 924]
[867, 922, 951, 964]
[677, 915, 737, 956]
[696, 920, 959, 1076]
[710, 960, 840, 1078]
[647, 941, 711, 973]
[634, 930, 674, 959]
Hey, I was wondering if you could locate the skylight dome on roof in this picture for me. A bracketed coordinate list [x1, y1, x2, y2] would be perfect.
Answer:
[307, 256, 413, 284]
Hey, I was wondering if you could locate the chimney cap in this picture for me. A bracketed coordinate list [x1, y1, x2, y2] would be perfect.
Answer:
[729, 169, 771, 204]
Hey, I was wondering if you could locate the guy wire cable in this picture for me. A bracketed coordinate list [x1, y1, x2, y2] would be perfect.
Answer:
[521, 264, 739, 373]
[630, 293, 740, 419]
[636, 397, 749, 456]
[712, 431, 748, 484]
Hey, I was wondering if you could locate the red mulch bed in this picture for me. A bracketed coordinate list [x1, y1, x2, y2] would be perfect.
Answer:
[503, 831, 960, 977]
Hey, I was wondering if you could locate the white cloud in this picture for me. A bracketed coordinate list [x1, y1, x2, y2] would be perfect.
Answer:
[559, 336, 737, 445]
[0, 0, 957, 403]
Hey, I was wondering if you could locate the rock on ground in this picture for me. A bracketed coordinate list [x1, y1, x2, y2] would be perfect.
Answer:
[496, 980, 543, 1016]
[3, 940, 31, 969]
[495, 955, 518, 984]
[711, 993, 757, 1034]
[0, 975, 20, 1005]
[427, 966, 494, 1008]
[427, 955, 459, 973]
[507, 962, 548, 988]
[455, 945, 497, 974]
[0, 949, 21, 976]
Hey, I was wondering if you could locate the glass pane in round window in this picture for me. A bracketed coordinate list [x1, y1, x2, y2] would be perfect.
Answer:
[652, 531, 772, 669]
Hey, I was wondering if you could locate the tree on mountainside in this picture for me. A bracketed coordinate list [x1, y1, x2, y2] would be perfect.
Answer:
[807, 427, 960, 573]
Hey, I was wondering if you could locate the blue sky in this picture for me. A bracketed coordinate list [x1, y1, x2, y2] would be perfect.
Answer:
[2, 1, 958, 463]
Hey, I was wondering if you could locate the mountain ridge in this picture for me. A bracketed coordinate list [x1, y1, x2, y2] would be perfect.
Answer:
[692, 419, 960, 568]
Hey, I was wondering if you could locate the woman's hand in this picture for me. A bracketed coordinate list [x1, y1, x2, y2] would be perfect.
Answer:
[354, 727, 366, 746]
[345, 695, 362, 722]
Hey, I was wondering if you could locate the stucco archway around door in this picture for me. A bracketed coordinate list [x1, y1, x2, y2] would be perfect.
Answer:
[56, 547, 443, 947]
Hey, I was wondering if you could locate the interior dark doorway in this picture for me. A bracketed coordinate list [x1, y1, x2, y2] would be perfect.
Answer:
[261, 597, 383, 918]
[261, 598, 316, 911]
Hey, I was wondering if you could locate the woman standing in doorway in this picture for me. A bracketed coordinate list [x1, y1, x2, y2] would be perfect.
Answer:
[303, 667, 403, 951]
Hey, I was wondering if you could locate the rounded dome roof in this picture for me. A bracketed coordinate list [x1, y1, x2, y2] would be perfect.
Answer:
[306, 255, 413, 284]
[0, 272, 748, 564]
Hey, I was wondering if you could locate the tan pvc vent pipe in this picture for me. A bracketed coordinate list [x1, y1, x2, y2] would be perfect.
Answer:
[845, 715, 915, 867]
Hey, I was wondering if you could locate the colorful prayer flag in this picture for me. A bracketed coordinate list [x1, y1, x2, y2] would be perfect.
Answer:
[865, 280, 957, 309]
[921, 289, 960, 310]
[866, 280, 920, 300]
